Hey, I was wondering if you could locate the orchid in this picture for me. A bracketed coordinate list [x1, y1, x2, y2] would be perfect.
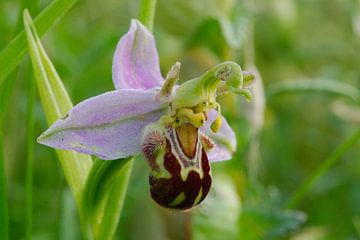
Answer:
[37, 19, 255, 210]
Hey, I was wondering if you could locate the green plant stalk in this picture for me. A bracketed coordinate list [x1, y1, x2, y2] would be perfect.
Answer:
[139, 0, 157, 32]
[287, 128, 360, 208]
[25, 69, 36, 240]
[243, 0, 260, 185]
[0, 75, 16, 123]
[0, 0, 79, 85]
[23, 10, 92, 232]
[0, 0, 35, 120]
[82, 157, 134, 238]
[0, 2, 38, 238]
[0, 123, 8, 240]
[266, 78, 360, 104]
[353, 216, 360, 238]
[93, 159, 134, 239]
[14, 0, 36, 35]
[60, 189, 80, 239]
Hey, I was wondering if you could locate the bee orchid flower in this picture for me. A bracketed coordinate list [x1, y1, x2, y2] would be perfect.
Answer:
[38, 19, 255, 210]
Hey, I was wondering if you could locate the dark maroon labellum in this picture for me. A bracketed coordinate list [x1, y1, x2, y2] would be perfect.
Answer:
[147, 124, 212, 210]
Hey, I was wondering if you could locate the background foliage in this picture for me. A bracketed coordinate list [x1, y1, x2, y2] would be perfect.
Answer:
[1, 0, 360, 239]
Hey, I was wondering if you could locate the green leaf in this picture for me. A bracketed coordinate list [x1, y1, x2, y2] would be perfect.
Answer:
[0, 0, 79, 85]
[59, 189, 81, 240]
[266, 78, 360, 104]
[83, 158, 134, 239]
[25, 66, 36, 240]
[0, 128, 8, 240]
[23, 9, 92, 223]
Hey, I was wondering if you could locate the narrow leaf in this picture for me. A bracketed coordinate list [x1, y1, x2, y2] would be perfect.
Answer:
[287, 128, 360, 208]
[59, 189, 81, 240]
[25, 67, 36, 240]
[266, 78, 360, 104]
[0, 128, 8, 240]
[93, 159, 134, 239]
[83, 158, 134, 239]
[0, 0, 78, 85]
[23, 9, 92, 214]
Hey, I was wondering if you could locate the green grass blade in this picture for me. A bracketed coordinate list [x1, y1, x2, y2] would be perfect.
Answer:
[287, 128, 360, 209]
[23, 9, 92, 219]
[0, 75, 16, 121]
[13, 0, 37, 35]
[60, 189, 81, 240]
[0, 0, 78, 85]
[0, 125, 9, 240]
[266, 78, 360, 104]
[25, 69, 36, 240]
[82, 158, 133, 238]
[139, 0, 158, 32]
[93, 159, 134, 239]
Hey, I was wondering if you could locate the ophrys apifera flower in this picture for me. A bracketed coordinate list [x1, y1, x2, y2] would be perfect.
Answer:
[38, 19, 255, 210]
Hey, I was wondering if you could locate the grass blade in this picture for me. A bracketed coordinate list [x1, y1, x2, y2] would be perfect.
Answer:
[83, 158, 133, 239]
[60, 189, 81, 240]
[0, 126, 8, 240]
[266, 78, 360, 104]
[287, 128, 360, 208]
[23, 9, 92, 226]
[0, 0, 79, 85]
[25, 69, 36, 240]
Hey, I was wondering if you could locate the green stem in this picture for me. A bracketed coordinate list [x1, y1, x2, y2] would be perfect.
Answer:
[0, 123, 8, 240]
[24, 4, 38, 240]
[14, 0, 36, 35]
[139, 0, 157, 32]
[184, 211, 192, 240]
[243, 0, 259, 186]
[0, 0, 34, 121]
[25, 67, 36, 240]
[287, 128, 360, 208]
[0, 1, 38, 238]
[93, 159, 134, 239]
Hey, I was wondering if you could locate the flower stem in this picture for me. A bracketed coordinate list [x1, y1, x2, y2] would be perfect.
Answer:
[24, 5, 38, 240]
[287, 128, 360, 209]
[0, 124, 8, 240]
[184, 211, 192, 240]
[139, 0, 157, 32]
[25, 66, 36, 240]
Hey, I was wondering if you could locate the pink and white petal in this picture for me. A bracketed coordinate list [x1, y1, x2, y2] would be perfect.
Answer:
[112, 19, 164, 90]
[200, 110, 237, 162]
[37, 89, 167, 160]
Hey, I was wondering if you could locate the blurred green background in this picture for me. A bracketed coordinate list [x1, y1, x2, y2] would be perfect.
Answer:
[1, 0, 360, 239]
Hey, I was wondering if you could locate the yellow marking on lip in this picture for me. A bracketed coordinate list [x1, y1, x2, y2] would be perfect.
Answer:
[193, 187, 203, 206]
[152, 150, 172, 179]
[169, 192, 186, 207]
